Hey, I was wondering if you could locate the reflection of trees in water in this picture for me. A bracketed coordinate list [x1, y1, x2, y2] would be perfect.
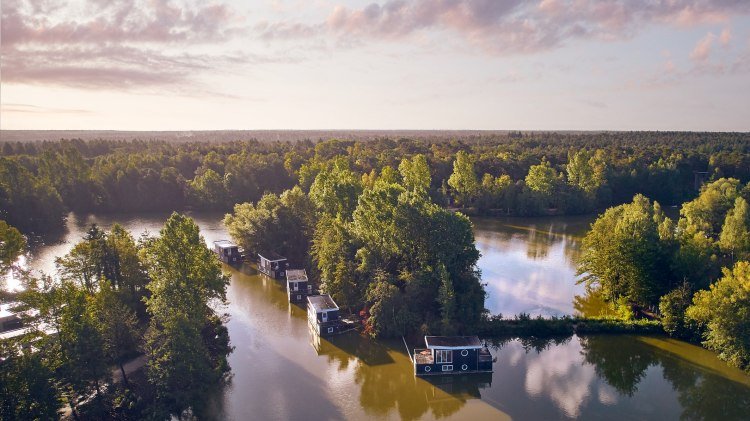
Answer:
[312, 333, 493, 420]
[580, 336, 656, 396]
[580, 335, 750, 420]
[659, 350, 750, 421]
[572, 289, 614, 318]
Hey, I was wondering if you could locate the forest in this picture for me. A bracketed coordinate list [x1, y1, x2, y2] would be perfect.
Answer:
[2, 132, 750, 418]
[2, 132, 749, 235]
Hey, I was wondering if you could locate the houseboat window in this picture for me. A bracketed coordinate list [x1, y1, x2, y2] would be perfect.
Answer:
[442, 365, 453, 372]
[461, 349, 469, 357]
[424, 366, 431, 372]
[322, 312, 328, 322]
[327, 327, 334, 334]
[297, 295, 302, 300]
[436, 349, 452, 364]
[461, 364, 468, 371]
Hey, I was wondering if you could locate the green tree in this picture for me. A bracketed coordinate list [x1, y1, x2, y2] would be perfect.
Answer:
[189, 168, 228, 209]
[0, 220, 25, 273]
[0, 344, 60, 420]
[0, 157, 66, 233]
[659, 282, 695, 339]
[679, 178, 742, 239]
[566, 149, 607, 195]
[525, 158, 561, 209]
[398, 154, 431, 193]
[92, 281, 141, 385]
[577, 194, 675, 309]
[686, 261, 750, 371]
[447, 151, 478, 206]
[143, 213, 231, 417]
[309, 158, 363, 220]
[224, 186, 317, 265]
[719, 197, 750, 261]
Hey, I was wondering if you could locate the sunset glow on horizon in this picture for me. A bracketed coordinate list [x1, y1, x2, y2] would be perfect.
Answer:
[2, 0, 749, 131]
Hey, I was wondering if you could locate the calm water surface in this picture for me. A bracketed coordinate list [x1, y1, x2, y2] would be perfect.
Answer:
[12, 212, 750, 420]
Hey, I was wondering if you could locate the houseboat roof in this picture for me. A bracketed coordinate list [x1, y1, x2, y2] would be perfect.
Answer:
[258, 251, 287, 262]
[286, 269, 308, 283]
[425, 336, 483, 350]
[214, 240, 238, 249]
[307, 294, 338, 312]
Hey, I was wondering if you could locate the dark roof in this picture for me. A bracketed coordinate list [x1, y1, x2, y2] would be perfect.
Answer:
[258, 251, 287, 261]
[214, 240, 238, 249]
[307, 294, 338, 311]
[425, 336, 483, 349]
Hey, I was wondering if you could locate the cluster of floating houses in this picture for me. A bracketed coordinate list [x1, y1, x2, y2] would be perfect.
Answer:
[212, 239, 494, 377]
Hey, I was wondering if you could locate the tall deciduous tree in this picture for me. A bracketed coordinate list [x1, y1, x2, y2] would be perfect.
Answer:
[686, 261, 750, 372]
[448, 151, 478, 206]
[719, 197, 750, 261]
[143, 213, 230, 417]
[0, 220, 25, 273]
[577, 194, 675, 308]
[398, 154, 431, 193]
[224, 186, 317, 265]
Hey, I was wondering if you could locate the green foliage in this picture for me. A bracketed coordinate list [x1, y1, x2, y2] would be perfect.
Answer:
[0, 157, 66, 233]
[0, 344, 61, 420]
[447, 151, 479, 206]
[309, 158, 363, 219]
[0, 220, 25, 273]
[143, 213, 231, 416]
[679, 178, 742, 239]
[525, 158, 560, 197]
[189, 168, 228, 209]
[92, 281, 142, 382]
[398, 154, 431, 193]
[224, 186, 317, 265]
[659, 283, 695, 339]
[578, 194, 675, 307]
[686, 261, 750, 371]
[566, 149, 607, 195]
[719, 197, 750, 261]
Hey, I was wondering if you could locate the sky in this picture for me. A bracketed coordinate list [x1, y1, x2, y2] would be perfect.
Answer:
[1, 0, 750, 131]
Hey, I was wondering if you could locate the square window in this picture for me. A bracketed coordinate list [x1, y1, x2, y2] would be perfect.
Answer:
[327, 327, 334, 334]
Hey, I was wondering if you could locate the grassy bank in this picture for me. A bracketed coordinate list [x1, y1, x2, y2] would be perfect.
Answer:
[477, 314, 663, 338]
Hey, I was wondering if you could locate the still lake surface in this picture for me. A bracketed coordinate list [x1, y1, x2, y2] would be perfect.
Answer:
[14, 212, 750, 420]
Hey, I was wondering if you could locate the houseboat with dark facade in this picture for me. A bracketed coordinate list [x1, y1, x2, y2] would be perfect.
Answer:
[286, 269, 312, 303]
[307, 294, 345, 337]
[213, 240, 243, 264]
[257, 252, 288, 279]
[412, 336, 493, 376]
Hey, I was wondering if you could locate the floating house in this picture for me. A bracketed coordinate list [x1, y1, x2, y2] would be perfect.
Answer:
[307, 294, 344, 337]
[286, 269, 312, 303]
[258, 252, 288, 279]
[412, 336, 493, 376]
[213, 240, 243, 264]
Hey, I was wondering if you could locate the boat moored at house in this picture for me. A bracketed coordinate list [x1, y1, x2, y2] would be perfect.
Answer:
[213, 240, 243, 264]
[412, 336, 493, 376]
[286, 269, 312, 303]
[258, 252, 288, 279]
[307, 294, 345, 337]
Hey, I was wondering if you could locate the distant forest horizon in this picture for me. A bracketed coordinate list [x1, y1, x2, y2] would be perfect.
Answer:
[3, 129, 749, 144]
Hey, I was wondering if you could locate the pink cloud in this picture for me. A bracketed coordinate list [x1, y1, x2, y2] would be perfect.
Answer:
[1, 0, 246, 90]
[258, 1, 750, 55]
[690, 32, 716, 62]
[719, 28, 732, 46]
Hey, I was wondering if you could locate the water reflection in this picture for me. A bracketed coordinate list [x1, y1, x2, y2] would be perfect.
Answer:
[10, 211, 750, 420]
[472, 216, 592, 317]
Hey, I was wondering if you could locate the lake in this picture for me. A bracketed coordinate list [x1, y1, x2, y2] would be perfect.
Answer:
[10, 211, 750, 419]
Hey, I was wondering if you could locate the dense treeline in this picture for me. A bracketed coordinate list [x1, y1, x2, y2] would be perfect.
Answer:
[2, 132, 749, 234]
[0, 214, 231, 419]
[578, 178, 750, 372]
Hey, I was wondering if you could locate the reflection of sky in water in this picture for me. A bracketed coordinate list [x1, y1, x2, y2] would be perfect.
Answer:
[473, 216, 593, 317]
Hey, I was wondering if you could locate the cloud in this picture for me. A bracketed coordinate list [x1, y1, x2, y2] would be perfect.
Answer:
[690, 32, 716, 62]
[0, 0, 246, 91]
[257, 0, 750, 55]
[1, 103, 92, 114]
[719, 28, 732, 46]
